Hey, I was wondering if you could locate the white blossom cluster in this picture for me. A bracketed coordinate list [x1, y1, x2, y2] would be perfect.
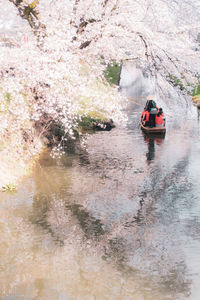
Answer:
[0, 74, 30, 136]
[2, 0, 199, 156]
[1, 17, 127, 157]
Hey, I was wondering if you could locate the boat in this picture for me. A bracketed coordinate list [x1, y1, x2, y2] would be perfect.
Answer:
[140, 121, 166, 134]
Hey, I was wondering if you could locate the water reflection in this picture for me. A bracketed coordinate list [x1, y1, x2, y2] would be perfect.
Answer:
[28, 136, 192, 299]
[2, 103, 200, 299]
[142, 132, 165, 163]
[66, 203, 105, 239]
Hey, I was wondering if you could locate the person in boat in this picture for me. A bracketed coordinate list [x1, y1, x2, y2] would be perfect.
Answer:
[155, 108, 165, 127]
[141, 97, 151, 121]
[149, 106, 158, 127]
[145, 95, 158, 110]
[144, 95, 158, 127]
[142, 104, 157, 127]
[146, 100, 157, 110]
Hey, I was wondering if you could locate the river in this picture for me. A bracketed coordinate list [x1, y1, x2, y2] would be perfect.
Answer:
[0, 99, 200, 300]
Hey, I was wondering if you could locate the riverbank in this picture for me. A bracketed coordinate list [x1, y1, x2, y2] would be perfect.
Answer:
[0, 112, 115, 191]
[0, 58, 126, 191]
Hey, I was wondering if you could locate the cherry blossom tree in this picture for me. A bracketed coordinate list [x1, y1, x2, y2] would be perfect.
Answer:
[1, 0, 200, 156]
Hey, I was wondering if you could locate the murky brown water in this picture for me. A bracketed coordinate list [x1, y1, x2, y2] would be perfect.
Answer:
[0, 102, 200, 300]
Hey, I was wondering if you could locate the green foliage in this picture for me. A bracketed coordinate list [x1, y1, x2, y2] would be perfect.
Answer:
[186, 81, 200, 96]
[2, 183, 17, 192]
[78, 116, 94, 130]
[191, 83, 200, 96]
[78, 115, 114, 132]
[104, 61, 121, 85]
[78, 116, 102, 131]
[168, 75, 200, 96]
[167, 74, 200, 98]
[168, 74, 185, 91]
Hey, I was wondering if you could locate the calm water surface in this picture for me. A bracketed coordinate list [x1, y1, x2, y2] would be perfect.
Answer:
[0, 102, 200, 300]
